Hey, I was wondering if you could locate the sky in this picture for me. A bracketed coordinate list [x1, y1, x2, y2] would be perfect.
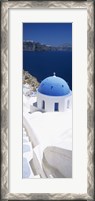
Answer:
[23, 23, 72, 46]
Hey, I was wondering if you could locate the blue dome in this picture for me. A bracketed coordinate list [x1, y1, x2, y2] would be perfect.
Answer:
[38, 75, 70, 96]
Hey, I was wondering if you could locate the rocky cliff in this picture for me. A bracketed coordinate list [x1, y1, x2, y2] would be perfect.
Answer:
[23, 41, 72, 52]
[23, 70, 39, 91]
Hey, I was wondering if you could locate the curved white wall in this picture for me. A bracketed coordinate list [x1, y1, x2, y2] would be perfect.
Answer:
[43, 146, 72, 178]
[37, 91, 72, 112]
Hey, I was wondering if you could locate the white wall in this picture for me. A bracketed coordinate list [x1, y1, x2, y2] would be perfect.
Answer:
[43, 146, 72, 178]
[37, 92, 72, 112]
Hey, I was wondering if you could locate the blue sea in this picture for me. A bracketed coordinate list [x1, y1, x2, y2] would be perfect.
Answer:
[23, 51, 72, 90]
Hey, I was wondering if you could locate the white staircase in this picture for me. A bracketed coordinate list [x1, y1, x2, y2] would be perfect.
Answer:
[23, 127, 41, 178]
[23, 127, 54, 178]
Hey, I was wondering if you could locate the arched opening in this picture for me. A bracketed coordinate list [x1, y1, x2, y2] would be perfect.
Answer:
[42, 100, 45, 109]
[67, 100, 70, 108]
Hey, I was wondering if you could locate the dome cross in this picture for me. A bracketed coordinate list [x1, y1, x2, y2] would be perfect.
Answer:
[53, 72, 56, 77]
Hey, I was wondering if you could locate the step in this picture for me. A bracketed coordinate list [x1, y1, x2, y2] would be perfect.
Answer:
[23, 127, 26, 132]
[23, 131, 27, 137]
[23, 136, 30, 143]
[23, 142, 33, 153]
[23, 157, 34, 178]
[48, 174, 54, 178]
[23, 151, 33, 161]
[29, 174, 41, 178]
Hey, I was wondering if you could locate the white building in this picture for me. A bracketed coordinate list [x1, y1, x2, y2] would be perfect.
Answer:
[23, 74, 72, 178]
[32, 74, 72, 112]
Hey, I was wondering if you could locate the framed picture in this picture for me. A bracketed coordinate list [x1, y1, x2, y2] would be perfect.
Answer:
[0, 1, 94, 200]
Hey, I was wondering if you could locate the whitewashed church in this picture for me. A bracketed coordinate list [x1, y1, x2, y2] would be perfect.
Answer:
[31, 73, 72, 113]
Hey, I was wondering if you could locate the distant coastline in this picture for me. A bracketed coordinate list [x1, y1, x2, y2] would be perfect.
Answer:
[23, 41, 72, 52]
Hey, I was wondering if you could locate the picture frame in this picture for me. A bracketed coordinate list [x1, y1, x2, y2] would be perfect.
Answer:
[0, 0, 94, 200]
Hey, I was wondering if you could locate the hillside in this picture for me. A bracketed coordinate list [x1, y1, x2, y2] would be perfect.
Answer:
[23, 70, 39, 91]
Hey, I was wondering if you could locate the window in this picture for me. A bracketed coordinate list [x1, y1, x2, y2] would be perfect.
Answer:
[42, 100, 45, 109]
[54, 103, 59, 111]
[67, 100, 70, 108]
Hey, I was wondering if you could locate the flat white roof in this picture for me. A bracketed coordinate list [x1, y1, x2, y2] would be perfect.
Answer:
[23, 105, 72, 151]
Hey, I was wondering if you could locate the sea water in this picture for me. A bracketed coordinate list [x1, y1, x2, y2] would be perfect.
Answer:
[23, 51, 72, 90]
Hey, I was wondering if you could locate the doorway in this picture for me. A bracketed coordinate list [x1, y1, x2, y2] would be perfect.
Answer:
[54, 103, 59, 111]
